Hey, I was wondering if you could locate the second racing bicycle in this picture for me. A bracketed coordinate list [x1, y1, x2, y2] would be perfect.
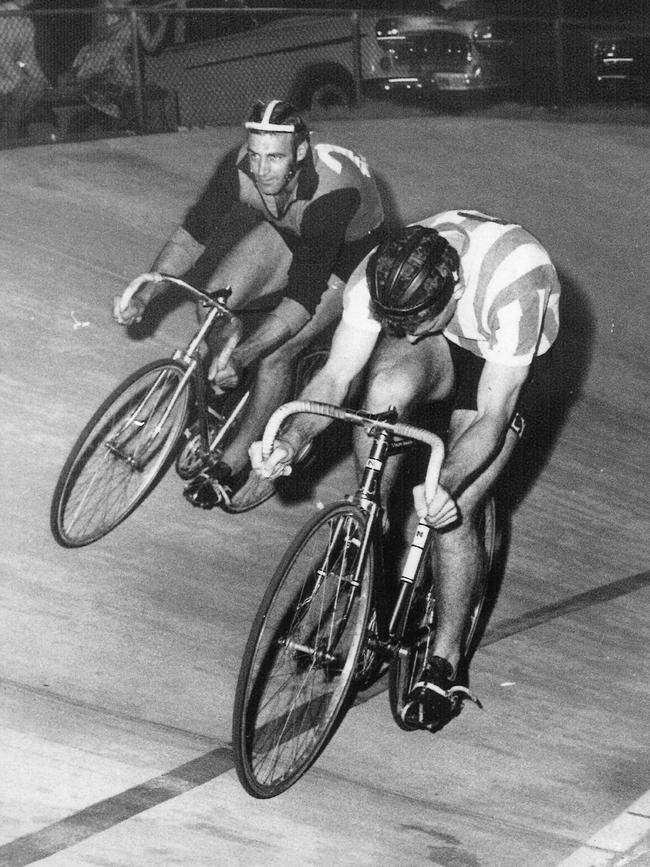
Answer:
[50, 275, 327, 547]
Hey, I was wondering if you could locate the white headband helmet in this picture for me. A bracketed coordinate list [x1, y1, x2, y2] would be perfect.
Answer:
[244, 99, 296, 133]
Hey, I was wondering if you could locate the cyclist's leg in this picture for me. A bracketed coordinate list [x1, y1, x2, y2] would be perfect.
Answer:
[189, 219, 292, 350]
[182, 204, 265, 293]
[219, 276, 345, 485]
[351, 332, 455, 509]
[179, 220, 292, 509]
[428, 341, 541, 676]
[395, 422, 515, 731]
[205, 220, 291, 306]
[429, 415, 517, 675]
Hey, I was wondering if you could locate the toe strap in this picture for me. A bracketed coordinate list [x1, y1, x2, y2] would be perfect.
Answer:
[449, 685, 483, 708]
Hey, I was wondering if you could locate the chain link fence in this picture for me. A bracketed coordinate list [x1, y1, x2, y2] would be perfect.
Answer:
[144, 7, 368, 128]
[0, 5, 366, 148]
[1, 5, 647, 149]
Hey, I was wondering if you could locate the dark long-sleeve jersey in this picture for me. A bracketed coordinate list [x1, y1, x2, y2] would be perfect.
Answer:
[182, 138, 385, 315]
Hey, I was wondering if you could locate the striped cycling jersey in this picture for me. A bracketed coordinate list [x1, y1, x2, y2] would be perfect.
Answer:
[343, 210, 560, 366]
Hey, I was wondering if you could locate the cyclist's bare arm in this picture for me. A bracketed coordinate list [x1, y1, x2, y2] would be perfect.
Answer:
[250, 319, 378, 477]
[415, 360, 528, 526]
[150, 226, 206, 283]
[113, 226, 205, 325]
[209, 297, 310, 390]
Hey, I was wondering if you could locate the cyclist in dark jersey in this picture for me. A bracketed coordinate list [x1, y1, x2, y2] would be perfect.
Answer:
[113, 98, 385, 510]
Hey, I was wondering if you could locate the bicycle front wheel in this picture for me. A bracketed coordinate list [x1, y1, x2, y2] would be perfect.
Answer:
[51, 360, 191, 548]
[233, 502, 374, 798]
[388, 496, 496, 729]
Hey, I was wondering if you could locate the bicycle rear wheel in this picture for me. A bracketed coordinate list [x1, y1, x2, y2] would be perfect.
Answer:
[232, 502, 374, 798]
[388, 496, 496, 729]
[51, 360, 191, 547]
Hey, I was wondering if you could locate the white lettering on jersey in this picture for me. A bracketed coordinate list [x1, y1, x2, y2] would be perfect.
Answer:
[315, 143, 371, 177]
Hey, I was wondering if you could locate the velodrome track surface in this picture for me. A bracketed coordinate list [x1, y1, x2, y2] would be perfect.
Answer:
[1, 115, 649, 866]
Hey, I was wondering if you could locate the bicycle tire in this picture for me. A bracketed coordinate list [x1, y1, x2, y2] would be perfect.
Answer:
[232, 501, 374, 798]
[50, 359, 191, 548]
[387, 496, 496, 729]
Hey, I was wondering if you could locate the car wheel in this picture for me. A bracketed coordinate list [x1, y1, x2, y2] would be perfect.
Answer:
[309, 82, 351, 111]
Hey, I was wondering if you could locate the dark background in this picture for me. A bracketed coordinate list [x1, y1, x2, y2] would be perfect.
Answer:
[32, 1, 95, 83]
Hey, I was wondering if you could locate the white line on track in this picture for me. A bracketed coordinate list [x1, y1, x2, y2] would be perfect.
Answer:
[557, 790, 650, 866]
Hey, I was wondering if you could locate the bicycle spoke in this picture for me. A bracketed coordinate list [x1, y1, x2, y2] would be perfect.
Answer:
[51, 362, 190, 546]
[233, 503, 373, 797]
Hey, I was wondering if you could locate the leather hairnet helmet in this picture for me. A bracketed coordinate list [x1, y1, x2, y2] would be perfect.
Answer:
[245, 99, 310, 145]
[367, 225, 460, 326]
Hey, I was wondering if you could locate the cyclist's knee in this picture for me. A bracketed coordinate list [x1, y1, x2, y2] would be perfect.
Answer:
[363, 365, 421, 412]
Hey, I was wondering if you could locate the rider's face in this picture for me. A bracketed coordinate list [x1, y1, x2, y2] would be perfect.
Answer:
[247, 132, 305, 196]
[403, 295, 460, 344]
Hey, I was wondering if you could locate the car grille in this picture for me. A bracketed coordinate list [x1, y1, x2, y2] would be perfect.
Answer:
[383, 32, 471, 72]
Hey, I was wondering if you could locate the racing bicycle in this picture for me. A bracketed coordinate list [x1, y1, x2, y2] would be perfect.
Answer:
[232, 400, 497, 798]
[50, 275, 327, 548]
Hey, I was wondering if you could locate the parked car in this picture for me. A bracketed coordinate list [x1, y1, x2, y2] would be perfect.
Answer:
[144, 3, 385, 127]
[591, 29, 650, 96]
[438, 0, 650, 102]
[373, 9, 511, 101]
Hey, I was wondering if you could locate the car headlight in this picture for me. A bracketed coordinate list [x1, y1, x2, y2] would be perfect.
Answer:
[473, 23, 493, 41]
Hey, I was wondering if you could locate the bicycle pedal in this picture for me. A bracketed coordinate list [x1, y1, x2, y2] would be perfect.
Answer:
[449, 685, 483, 709]
[183, 475, 226, 510]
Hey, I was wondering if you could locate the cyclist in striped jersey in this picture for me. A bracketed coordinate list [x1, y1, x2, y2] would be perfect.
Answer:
[252, 210, 561, 731]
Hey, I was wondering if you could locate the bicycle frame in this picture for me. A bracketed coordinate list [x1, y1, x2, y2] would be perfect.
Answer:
[132, 274, 242, 466]
[261, 400, 445, 664]
[116, 273, 330, 504]
[349, 423, 439, 665]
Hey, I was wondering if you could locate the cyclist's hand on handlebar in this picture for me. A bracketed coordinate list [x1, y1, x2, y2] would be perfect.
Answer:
[208, 355, 243, 394]
[113, 292, 146, 326]
[113, 272, 162, 326]
[249, 439, 295, 480]
[413, 482, 458, 529]
[207, 320, 243, 393]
